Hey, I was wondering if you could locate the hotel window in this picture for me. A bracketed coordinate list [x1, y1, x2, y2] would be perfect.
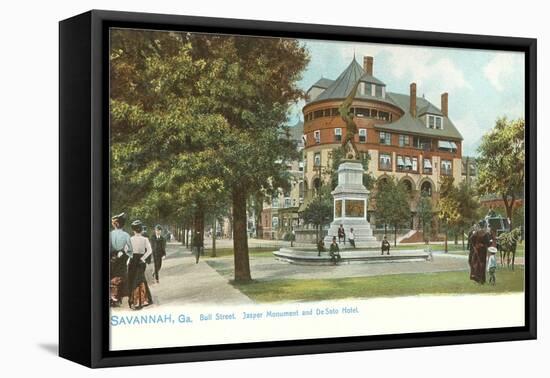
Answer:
[412, 157, 418, 172]
[356, 107, 370, 117]
[404, 156, 413, 171]
[380, 131, 391, 145]
[379, 153, 392, 171]
[323, 109, 331, 117]
[315, 109, 326, 119]
[314, 130, 321, 144]
[359, 128, 367, 143]
[423, 158, 433, 174]
[272, 197, 279, 208]
[371, 109, 378, 118]
[379, 111, 390, 121]
[330, 108, 339, 116]
[314, 152, 321, 167]
[397, 155, 405, 171]
[272, 216, 279, 228]
[334, 128, 342, 142]
[284, 198, 292, 208]
[427, 115, 443, 129]
[366, 83, 372, 95]
[441, 160, 452, 176]
[399, 134, 410, 147]
[375, 85, 383, 97]
[397, 155, 413, 172]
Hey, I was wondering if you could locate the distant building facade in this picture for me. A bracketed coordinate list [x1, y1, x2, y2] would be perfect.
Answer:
[302, 56, 465, 230]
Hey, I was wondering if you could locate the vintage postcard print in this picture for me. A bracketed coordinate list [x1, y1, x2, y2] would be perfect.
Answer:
[108, 28, 526, 351]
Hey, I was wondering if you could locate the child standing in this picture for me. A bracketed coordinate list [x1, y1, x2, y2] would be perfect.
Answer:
[487, 246, 498, 285]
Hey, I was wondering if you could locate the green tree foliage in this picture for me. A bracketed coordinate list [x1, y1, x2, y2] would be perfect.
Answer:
[373, 178, 411, 246]
[110, 29, 309, 282]
[438, 176, 460, 252]
[301, 187, 333, 244]
[454, 180, 481, 248]
[417, 193, 434, 243]
[476, 117, 525, 225]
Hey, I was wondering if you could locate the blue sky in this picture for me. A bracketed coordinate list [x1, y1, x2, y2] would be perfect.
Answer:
[288, 39, 525, 156]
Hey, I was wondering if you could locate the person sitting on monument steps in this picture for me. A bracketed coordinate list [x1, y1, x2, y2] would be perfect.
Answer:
[348, 228, 356, 248]
[317, 239, 326, 254]
[338, 224, 345, 245]
[381, 235, 391, 255]
[329, 236, 341, 264]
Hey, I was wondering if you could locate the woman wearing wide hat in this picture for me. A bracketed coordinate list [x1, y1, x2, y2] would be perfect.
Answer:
[127, 220, 153, 310]
[109, 212, 132, 306]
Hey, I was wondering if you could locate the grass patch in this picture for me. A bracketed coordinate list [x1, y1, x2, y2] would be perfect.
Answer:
[441, 241, 525, 257]
[232, 267, 524, 303]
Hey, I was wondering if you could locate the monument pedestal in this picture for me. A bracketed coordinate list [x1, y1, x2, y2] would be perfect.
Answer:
[323, 160, 378, 248]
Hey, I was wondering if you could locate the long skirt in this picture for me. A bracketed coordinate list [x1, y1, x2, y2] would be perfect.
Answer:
[127, 254, 153, 309]
[110, 252, 128, 306]
[469, 246, 487, 284]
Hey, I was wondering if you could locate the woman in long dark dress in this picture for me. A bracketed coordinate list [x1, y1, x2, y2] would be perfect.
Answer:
[128, 220, 153, 310]
[468, 228, 494, 284]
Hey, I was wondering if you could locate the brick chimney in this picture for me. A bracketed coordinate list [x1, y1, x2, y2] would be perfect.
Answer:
[363, 56, 373, 76]
[441, 92, 449, 117]
[410, 83, 417, 117]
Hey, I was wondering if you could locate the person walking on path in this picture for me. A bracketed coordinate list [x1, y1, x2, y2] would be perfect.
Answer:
[337, 224, 346, 245]
[128, 220, 153, 310]
[192, 230, 204, 264]
[150, 224, 167, 284]
[109, 213, 132, 307]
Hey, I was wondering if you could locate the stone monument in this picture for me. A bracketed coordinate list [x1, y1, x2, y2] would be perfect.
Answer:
[323, 159, 378, 248]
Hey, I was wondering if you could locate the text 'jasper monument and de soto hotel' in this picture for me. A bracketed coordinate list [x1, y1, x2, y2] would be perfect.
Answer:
[258, 55, 476, 242]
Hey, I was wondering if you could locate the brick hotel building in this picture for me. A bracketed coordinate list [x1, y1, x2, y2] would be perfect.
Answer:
[260, 55, 470, 239]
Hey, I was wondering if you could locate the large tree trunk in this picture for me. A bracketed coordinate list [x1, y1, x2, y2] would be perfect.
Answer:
[444, 229, 448, 253]
[232, 187, 252, 282]
[211, 219, 217, 257]
[394, 225, 397, 247]
[503, 194, 515, 227]
[461, 228, 465, 250]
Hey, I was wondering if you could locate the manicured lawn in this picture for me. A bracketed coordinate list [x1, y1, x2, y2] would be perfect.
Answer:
[442, 241, 525, 257]
[203, 247, 275, 258]
[231, 267, 525, 303]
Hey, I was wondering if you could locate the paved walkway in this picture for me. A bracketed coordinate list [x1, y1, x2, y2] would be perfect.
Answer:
[206, 252, 471, 282]
[112, 242, 253, 311]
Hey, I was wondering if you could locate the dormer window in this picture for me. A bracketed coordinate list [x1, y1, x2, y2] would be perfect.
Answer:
[427, 115, 443, 129]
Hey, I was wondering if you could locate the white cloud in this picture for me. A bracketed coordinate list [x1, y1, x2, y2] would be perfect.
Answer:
[453, 114, 486, 156]
[383, 46, 471, 102]
[483, 53, 521, 92]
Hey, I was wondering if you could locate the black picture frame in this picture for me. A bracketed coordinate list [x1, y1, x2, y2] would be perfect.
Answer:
[59, 9, 537, 368]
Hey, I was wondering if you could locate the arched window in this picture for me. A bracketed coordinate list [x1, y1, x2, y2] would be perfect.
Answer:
[313, 177, 321, 192]
[402, 179, 413, 194]
[377, 177, 388, 189]
[421, 181, 432, 197]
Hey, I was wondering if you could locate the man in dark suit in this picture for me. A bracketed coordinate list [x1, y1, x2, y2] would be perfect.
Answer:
[150, 225, 167, 283]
